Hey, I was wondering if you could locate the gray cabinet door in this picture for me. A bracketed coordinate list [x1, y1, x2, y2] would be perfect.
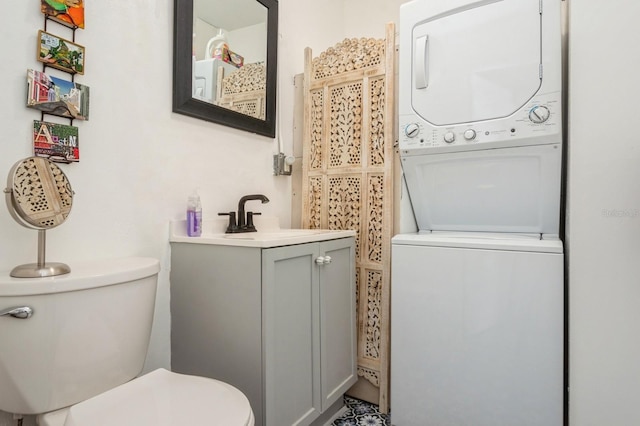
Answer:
[263, 243, 322, 426]
[319, 237, 358, 411]
[170, 244, 264, 423]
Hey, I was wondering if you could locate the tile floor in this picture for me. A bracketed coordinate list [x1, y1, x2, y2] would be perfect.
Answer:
[332, 396, 391, 426]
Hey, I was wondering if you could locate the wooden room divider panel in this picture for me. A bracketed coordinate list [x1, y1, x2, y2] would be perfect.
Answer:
[217, 62, 267, 120]
[301, 23, 395, 413]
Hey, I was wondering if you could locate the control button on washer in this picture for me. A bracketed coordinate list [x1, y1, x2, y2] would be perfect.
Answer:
[444, 131, 456, 143]
[463, 129, 476, 140]
[529, 105, 551, 123]
[404, 123, 420, 138]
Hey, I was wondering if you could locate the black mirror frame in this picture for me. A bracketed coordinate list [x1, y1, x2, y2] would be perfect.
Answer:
[172, 0, 278, 138]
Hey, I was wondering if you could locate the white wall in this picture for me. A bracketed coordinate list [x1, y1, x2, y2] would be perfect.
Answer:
[343, 0, 409, 39]
[0, 0, 347, 424]
[567, 1, 640, 425]
[193, 18, 219, 60]
[229, 22, 267, 63]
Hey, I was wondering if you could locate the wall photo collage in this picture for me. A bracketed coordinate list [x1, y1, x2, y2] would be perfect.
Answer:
[28, 0, 88, 163]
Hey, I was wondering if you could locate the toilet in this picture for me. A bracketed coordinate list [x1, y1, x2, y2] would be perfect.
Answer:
[0, 257, 254, 425]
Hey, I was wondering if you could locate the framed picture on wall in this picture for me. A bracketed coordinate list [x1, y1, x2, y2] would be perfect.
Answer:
[33, 120, 80, 163]
[37, 30, 85, 75]
[41, 0, 85, 29]
[26, 69, 90, 120]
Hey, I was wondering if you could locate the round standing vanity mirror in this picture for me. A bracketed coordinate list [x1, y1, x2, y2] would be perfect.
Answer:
[4, 157, 73, 278]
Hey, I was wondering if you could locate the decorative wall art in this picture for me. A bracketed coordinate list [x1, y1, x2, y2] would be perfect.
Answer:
[27, 69, 90, 120]
[33, 120, 79, 162]
[37, 30, 85, 75]
[41, 0, 85, 29]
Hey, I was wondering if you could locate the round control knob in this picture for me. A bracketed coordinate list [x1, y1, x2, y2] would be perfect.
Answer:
[529, 105, 551, 124]
[444, 131, 456, 144]
[463, 129, 476, 141]
[404, 123, 420, 138]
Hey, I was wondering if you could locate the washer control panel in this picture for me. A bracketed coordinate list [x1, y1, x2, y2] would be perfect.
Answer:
[400, 92, 561, 152]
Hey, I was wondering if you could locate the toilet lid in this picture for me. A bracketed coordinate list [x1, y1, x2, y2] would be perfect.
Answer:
[62, 369, 254, 426]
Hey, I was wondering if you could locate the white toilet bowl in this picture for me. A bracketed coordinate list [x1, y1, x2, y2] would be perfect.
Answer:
[38, 369, 254, 426]
[0, 257, 254, 426]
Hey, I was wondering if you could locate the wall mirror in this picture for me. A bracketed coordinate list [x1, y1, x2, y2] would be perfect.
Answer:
[173, 0, 278, 138]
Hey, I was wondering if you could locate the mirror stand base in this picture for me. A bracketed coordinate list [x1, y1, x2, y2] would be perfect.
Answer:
[10, 262, 71, 278]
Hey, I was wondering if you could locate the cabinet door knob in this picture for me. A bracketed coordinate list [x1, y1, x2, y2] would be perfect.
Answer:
[315, 256, 325, 265]
[323, 256, 332, 264]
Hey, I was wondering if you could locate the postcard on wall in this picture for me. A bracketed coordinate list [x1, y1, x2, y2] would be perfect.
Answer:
[41, 0, 85, 29]
[26, 69, 90, 121]
[33, 120, 80, 163]
[37, 30, 85, 75]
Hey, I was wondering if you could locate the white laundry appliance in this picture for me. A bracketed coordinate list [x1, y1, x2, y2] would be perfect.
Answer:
[391, 0, 564, 425]
[192, 58, 238, 103]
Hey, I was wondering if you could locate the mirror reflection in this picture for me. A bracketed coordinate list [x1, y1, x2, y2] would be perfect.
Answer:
[192, 0, 267, 120]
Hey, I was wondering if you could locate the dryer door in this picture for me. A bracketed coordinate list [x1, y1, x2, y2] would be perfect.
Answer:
[411, 0, 542, 126]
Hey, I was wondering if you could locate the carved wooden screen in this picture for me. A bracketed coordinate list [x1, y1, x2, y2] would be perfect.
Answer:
[301, 24, 395, 413]
[217, 62, 266, 120]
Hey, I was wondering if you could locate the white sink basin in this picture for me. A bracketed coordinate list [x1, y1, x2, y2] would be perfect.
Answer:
[169, 220, 355, 248]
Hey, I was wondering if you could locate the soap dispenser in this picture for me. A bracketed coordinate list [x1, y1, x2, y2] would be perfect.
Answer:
[186, 191, 202, 237]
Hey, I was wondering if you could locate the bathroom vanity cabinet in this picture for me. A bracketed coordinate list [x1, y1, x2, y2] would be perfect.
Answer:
[170, 235, 357, 426]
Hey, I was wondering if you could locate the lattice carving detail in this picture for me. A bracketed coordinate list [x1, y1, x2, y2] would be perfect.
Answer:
[367, 175, 384, 264]
[328, 176, 361, 260]
[218, 62, 266, 120]
[330, 83, 362, 168]
[307, 176, 323, 229]
[225, 101, 260, 119]
[12, 158, 72, 228]
[222, 62, 266, 95]
[357, 366, 380, 387]
[364, 270, 382, 360]
[369, 77, 386, 166]
[312, 38, 385, 80]
[310, 90, 324, 170]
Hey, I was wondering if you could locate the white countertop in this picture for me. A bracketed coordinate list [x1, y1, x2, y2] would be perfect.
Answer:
[169, 218, 355, 248]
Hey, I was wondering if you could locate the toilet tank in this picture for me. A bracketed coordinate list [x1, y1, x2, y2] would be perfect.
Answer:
[0, 257, 160, 415]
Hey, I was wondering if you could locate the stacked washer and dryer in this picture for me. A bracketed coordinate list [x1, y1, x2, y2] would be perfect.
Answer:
[391, 0, 564, 425]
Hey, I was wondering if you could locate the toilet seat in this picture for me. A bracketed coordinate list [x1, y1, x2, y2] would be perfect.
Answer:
[38, 369, 254, 426]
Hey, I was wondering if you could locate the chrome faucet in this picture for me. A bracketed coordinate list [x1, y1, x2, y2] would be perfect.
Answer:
[219, 194, 270, 233]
